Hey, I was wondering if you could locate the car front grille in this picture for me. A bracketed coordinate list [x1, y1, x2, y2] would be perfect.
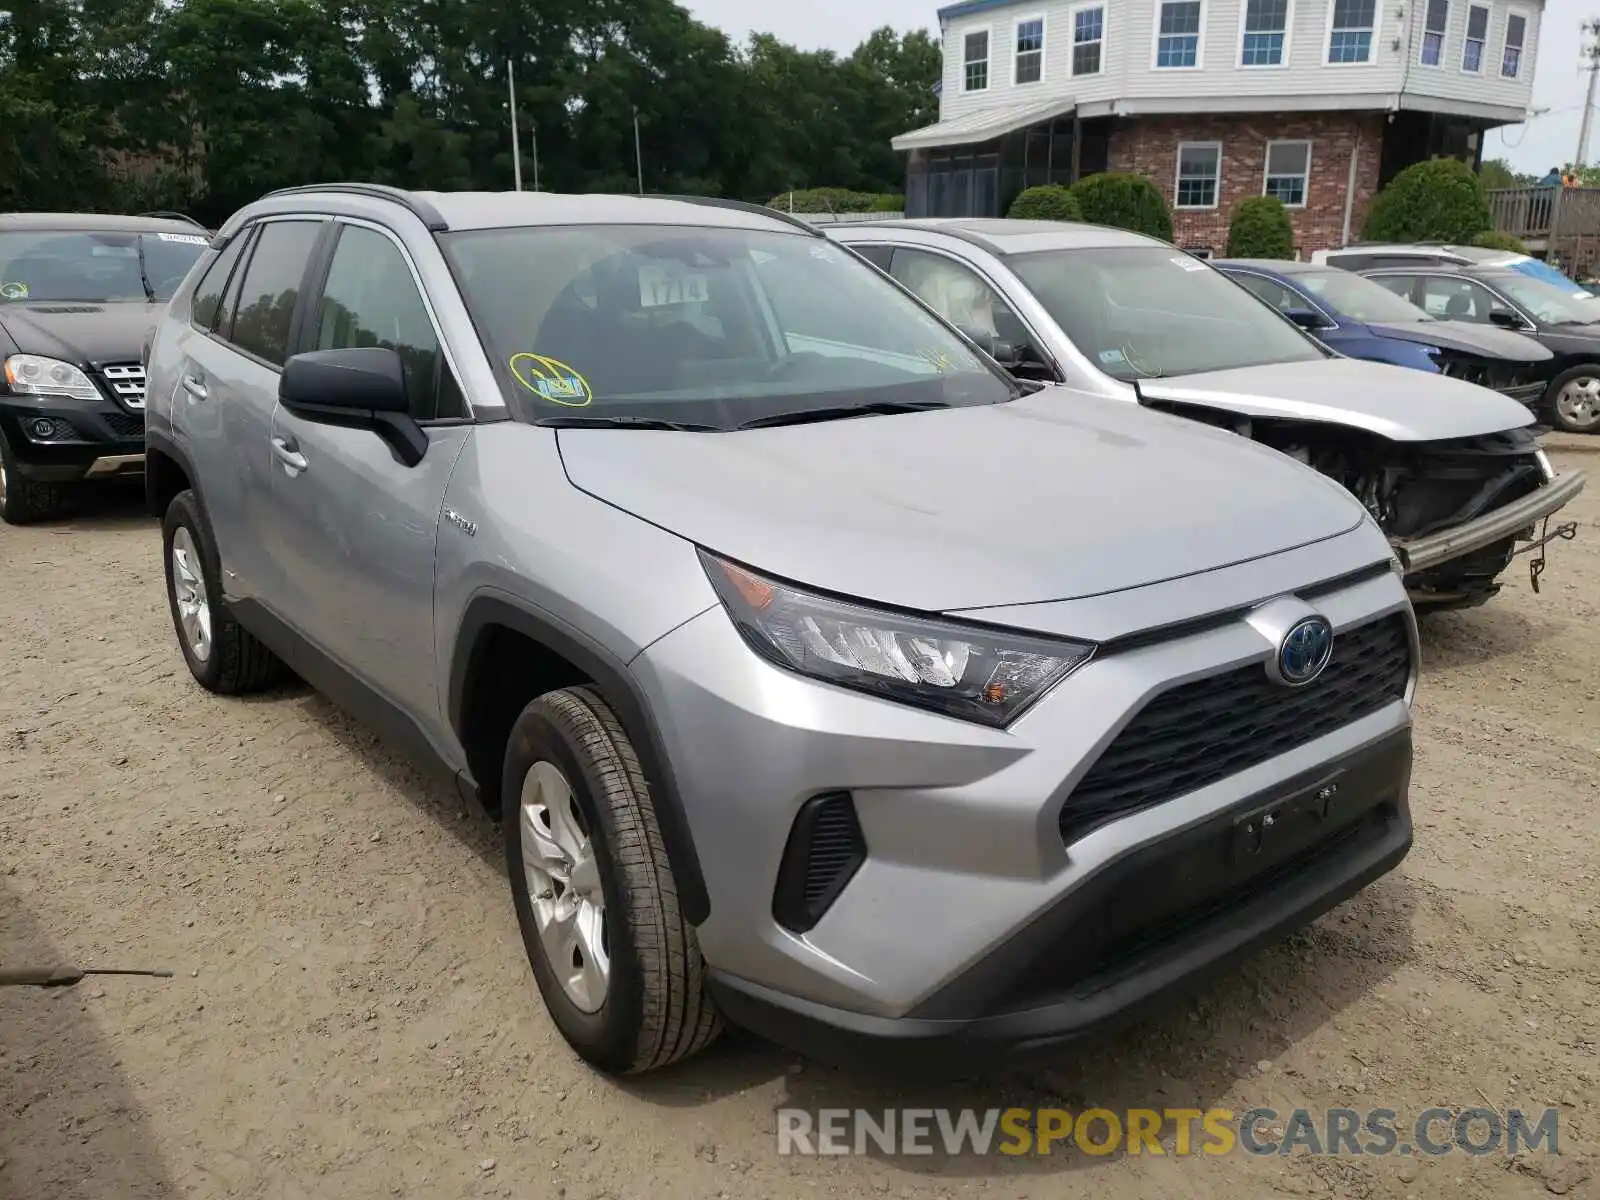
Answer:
[1058, 614, 1412, 846]
[98, 363, 146, 410]
[102, 410, 145, 439]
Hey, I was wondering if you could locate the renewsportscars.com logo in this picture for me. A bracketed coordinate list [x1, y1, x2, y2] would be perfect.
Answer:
[776, 1107, 1562, 1158]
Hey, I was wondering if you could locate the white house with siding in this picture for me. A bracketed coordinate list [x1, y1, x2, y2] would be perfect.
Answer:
[892, 0, 1543, 253]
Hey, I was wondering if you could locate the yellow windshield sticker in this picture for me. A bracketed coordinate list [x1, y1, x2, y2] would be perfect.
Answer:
[509, 353, 592, 407]
[0, 281, 29, 300]
[916, 349, 955, 373]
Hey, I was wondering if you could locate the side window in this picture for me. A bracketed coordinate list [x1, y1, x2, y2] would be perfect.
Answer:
[1368, 275, 1418, 303]
[1230, 273, 1305, 313]
[1324, 253, 1378, 271]
[1416, 277, 1508, 323]
[229, 220, 323, 367]
[312, 225, 466, 421]
[889, 248, 1030, 348]
[851, 243, 895, 272]
[191, 234, 249, 332]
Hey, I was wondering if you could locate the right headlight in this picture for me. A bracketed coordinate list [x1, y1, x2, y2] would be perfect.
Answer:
[3, 354, 99, 401]
[700, 550, 1094, 728]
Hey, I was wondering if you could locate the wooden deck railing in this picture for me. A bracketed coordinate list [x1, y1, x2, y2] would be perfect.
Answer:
[1487, 186, 1600, 241]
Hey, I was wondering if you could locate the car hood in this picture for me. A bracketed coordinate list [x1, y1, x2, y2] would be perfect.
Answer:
[1361, 319, 1553, 361]
[557, 389, 1369, 612]
[0, 301, 164, 366]
[1138, 357, 1534, 442]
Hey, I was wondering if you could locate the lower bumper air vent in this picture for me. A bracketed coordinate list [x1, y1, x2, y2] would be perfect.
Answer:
[773, 792, 867, 934]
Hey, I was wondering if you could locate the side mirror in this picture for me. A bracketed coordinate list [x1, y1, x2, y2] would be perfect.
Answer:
[1284, 308, 1331, 331]
[279, 347, 427, 467]
[956, 325, 999, 356]
[1488, 309, 1530, 330]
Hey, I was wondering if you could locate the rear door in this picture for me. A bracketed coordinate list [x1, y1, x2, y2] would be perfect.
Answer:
[263, 219, 473, 718]
[170, 217, 326, 603]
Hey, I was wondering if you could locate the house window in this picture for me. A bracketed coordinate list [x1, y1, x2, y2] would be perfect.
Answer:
[1242, 0, 1288, 66]
[964, 31, 989, 90]
[1462, 3, 1488, 71]
[1072, 5, 1104, 75]
[1503, 11, 1527, 77]
[1328, 0, 1375, 62]
[1157, 0, 1203, 67]
[1015, 18, 1044, 84]
[1419, 0, 1448, 65]
[1264, 140, 1311, 206]
[1176, 142, 1221, 208]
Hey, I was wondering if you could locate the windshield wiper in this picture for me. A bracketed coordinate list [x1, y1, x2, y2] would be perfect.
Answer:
[536, 414, 720, 431]
[133, 238, 156, 302]
[734, 400, 950, 430]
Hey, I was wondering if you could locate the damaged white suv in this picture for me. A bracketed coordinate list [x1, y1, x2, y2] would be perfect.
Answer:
[831, 219, 1586, 613]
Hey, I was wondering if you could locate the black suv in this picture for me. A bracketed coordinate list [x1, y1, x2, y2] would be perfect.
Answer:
[0, 212, 210, 522]
[1362, 262, 1600, 434]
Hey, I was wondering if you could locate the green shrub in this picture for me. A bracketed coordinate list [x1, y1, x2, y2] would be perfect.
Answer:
[767, 188, 883, 214]
[1226, 195, 1295, 258]
[1469, 229, 1528, 254]
[1006, 184, 1083, 221]
[1070, 172, 1173, 240]
[869, 193, 904, 212]
[1362, 157, 1493, 243]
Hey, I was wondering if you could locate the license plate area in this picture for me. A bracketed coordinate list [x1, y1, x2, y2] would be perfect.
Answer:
[1230, 768, 1347, 865]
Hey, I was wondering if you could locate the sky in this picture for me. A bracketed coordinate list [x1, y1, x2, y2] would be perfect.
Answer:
[688, 0, 1595, 175]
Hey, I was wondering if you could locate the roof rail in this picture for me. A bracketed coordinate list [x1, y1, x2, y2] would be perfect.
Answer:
[644, 194, 823, 237]
[261, 182, 449, 231]
[137, 210, 208, 229]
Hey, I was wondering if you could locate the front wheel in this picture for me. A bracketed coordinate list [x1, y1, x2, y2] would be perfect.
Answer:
[1547, 365, 1600, 434]
[503, 685, 720, 1073]
[0, 428, 63, 525]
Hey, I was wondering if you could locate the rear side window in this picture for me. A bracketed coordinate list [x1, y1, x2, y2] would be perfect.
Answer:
[191, 235, 249, 332]
[228, 220, 323, 367]
[851, 244, 895, 271]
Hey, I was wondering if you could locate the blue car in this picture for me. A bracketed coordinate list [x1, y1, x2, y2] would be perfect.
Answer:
[1215, 258, 1555, 410]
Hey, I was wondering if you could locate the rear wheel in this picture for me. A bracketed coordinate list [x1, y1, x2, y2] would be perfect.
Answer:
[503, 685, 720, 1073]
[0, 428, 63, 525]
[1548, 365, 1600, 434]
[161, 489, 283, 693]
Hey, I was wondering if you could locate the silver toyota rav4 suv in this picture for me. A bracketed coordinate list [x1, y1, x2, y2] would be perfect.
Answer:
[144, 184, 1418, 1074]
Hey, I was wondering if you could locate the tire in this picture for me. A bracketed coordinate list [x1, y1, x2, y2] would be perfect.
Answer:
[0, 427, 64, 525]
[503, 685, 720, 1073]
[1545, 364, 1600, 434]
[161, 489, 283, 694]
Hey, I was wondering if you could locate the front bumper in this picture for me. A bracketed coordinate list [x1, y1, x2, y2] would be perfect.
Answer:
[712, 727, 1412, 1069]
[1394, 469, 1585, 575]
[631, 539, 1415, 1053]
[0, 397, 145, 482]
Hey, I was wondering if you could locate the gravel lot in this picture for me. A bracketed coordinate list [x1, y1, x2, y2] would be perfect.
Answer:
[2, 440, 1597, 1200]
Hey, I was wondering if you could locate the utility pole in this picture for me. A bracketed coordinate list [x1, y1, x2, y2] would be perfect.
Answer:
[508, 60, 523, 191]
[531, 125, 540, 191]
[1576, 21, 1600, 170]
[633, 106, 644, 195]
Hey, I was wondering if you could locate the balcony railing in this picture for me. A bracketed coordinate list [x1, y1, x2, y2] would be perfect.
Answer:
[1487, 186, 1600, 241]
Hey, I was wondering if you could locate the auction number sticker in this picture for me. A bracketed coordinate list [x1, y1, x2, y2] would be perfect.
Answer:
[157, 232, 210, 246]
[509, 353, 593, 407]
[638, 263, 709, 308]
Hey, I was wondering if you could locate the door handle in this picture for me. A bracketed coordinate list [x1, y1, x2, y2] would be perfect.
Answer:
[270, 436, 308, 473]
[181, 375, 207, 400]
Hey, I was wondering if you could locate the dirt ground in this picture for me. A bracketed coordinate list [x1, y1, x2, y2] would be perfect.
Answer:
[2, 440, 1598, 1200]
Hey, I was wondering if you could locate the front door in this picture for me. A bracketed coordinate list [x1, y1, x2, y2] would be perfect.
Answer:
[264, 221, 472, 722]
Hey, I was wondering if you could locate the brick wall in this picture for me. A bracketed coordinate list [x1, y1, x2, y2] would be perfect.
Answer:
[1105, 112, 1385, 257]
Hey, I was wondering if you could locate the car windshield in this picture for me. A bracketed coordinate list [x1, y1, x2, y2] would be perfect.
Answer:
[0, 229, 208, 303]
[439, 225, 1015, 427]
[1295, 268, 1434, 323]
[1008, 246, 1326, 379]
[1494, 273, 1600, 325]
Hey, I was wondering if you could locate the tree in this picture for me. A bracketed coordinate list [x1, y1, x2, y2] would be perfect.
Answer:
[1478, 158, 1531, 191]
[1007, 185, 1081, 221]
[1226, 195, 1294, 258]
[1363, 157, 1493, 243]
[1071, 172, 1173, 240]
